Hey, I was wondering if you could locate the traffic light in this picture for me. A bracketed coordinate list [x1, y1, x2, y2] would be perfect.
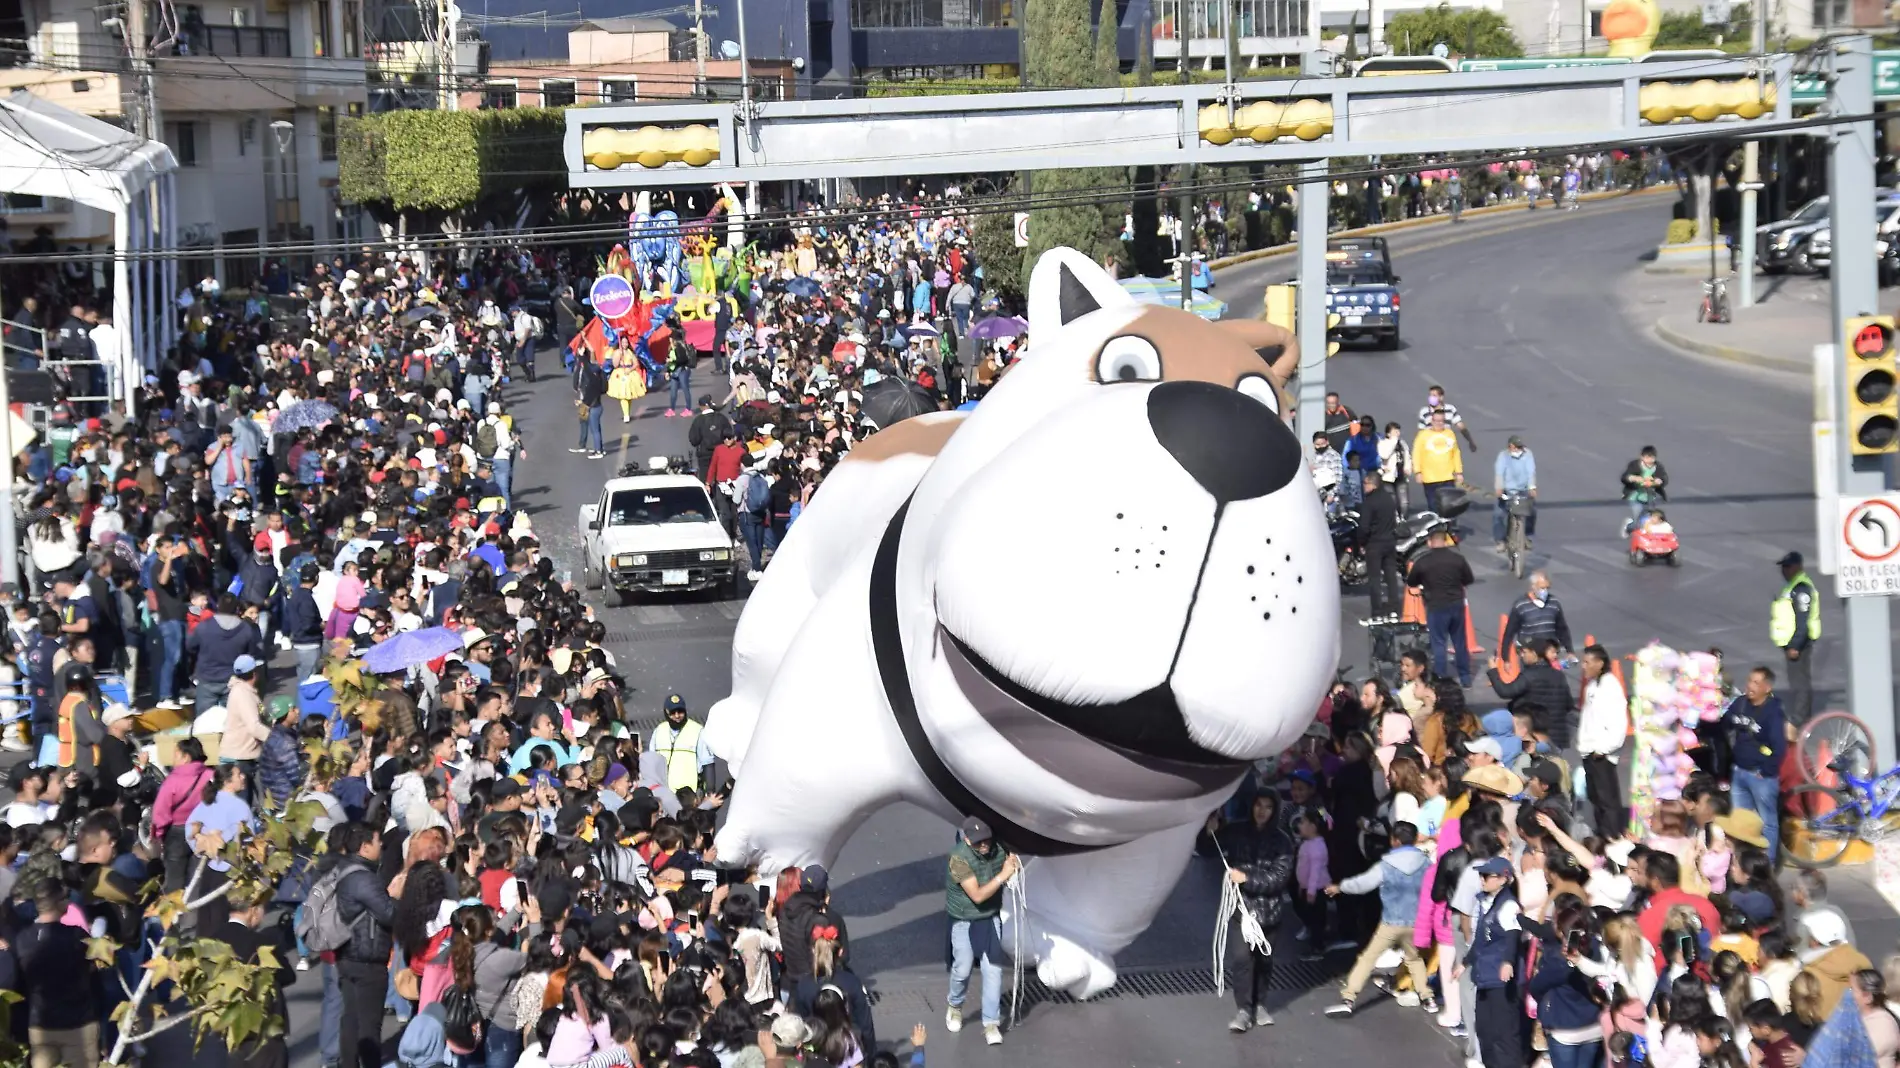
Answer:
[1845, 315, 1899, 455]
[581, 124, 720, 171]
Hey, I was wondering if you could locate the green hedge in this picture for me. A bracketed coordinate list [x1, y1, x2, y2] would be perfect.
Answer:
[338, 108, 567, 213]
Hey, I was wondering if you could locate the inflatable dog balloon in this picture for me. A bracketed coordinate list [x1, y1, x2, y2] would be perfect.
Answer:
[704, 248, 1339, 999]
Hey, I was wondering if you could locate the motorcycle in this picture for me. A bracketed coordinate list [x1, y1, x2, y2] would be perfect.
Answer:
[1331, 507, 1367, 585]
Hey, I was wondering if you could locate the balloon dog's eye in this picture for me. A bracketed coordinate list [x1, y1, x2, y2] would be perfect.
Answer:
[1236, 374, 1280, 414]
[1095, 335, 1163, 383]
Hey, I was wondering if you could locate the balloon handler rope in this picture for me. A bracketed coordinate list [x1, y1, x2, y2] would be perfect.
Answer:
[1211, 837, 1269, 997]
[1004, 864, 1027, 1027]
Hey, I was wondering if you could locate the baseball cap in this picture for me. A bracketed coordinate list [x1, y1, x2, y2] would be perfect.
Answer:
[1477, 857, 1514, 877]
[1801, 909, 1848, 946]
[770, 1014, 812, 1049]
[232, 654, 259, 674]
[253, 532, 273, 552]
[603, 763, 629, 787]
[1466, 736, 1504, 761]
[492, 778, 524, 800]
[664, 694, 686, 712]
[800, 863, 829, 894]
[1777, 551, 1804, 568]
[960, 816, 992, 843]
[1528, 760, 1564, 789]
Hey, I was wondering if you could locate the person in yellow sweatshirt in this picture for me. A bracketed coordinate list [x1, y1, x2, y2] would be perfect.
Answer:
[1412, 408, 1464, 514]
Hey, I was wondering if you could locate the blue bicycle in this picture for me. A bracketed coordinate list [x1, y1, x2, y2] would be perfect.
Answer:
[1785, 738, 1900, 868]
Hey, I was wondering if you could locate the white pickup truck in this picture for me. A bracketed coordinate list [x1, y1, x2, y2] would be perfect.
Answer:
[577, 462, 741, 602]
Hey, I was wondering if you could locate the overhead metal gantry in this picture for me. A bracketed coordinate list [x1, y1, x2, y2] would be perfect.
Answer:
[563, 55, 1799, 442]
[563, 58, 1795, 184]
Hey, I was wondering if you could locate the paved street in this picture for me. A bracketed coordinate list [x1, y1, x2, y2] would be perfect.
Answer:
[1218, 195, 1853, 702]
[263, 192, 1868, 1068]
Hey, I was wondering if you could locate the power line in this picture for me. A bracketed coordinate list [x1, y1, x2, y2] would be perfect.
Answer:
[0, 105, 1859, 265]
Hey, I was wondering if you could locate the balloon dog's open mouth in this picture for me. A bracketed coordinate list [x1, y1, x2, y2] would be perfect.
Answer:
[936, 623, 1245, 803]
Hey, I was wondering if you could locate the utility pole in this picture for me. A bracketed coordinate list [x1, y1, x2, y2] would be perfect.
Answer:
[437, 0, 455, 109]
[0, 278, 17, 589]
[1737, 2, 1767, 308]
[124, 0, 158, 140]
[1826, 35, 1894, 764]
[694, 0, 708, 92]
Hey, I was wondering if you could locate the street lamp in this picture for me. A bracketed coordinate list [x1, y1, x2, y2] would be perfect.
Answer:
[269, 118, 295, 254]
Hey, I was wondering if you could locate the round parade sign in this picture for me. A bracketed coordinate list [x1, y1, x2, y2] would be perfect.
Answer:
[589, 274, 637, 320]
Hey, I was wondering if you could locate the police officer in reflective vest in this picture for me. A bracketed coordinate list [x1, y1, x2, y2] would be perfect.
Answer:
[649, 693, 709, 793]
[1772, 551, 1820, 729]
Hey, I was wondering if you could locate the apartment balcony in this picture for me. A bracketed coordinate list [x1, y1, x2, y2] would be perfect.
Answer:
[0, 34, 124, 116]
[158, 26, 365, 109]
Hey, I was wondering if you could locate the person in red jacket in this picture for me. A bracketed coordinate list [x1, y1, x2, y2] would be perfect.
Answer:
[1636, 851, 1720, 970]
[706, 426, 747, 535]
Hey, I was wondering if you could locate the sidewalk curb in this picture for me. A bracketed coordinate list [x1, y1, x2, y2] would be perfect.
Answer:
[1207, 185, 1676, 271]
[1651, 316, 1808, 374]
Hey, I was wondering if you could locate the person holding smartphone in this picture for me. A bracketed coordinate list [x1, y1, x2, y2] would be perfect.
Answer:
[1528, 902, 1608, 1068]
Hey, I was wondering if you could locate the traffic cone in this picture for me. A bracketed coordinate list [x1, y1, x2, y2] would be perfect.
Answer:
[1494, 614, 1519, 683]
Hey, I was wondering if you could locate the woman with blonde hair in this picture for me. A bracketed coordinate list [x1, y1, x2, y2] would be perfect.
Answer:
[1575, 913, 1657, 1007]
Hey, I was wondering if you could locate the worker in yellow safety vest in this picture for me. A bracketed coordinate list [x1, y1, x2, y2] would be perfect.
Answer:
[1771, 551, 1821, 731]
[649, 693, 709, 793]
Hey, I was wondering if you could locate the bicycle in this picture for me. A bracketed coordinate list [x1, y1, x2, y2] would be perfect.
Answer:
[1784, 737, 1900, 868]
[1697, 277, 1731, 324]
[1502, 490, 1534, 579]
[1797, 710, 1879, 783]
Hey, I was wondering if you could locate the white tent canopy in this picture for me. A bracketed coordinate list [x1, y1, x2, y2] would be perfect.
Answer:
[0, 90, 179, 412]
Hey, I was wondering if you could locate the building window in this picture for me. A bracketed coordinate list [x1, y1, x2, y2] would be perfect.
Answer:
[166, 121, 199, 166]
[341, 0, 360, 56]
[600, 78, 637, 102]
[850, 0, 1012, 27]
[483, 81, 517, 109]
[1, 194, 46, 212]
[540, 78, 575, 107]
[318, 105, 337, 160]
[239, 117, 255, 155]
[314, 0, 331, 56]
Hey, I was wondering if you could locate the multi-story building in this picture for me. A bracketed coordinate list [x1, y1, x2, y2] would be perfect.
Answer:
[0, 0, 367, 285]
[461, 16, 796, 108]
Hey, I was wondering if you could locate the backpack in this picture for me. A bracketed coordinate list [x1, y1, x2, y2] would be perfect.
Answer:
[296, 859, 364, 953]
[403, 353, 427, 383]
[475, 421, 500, 459]
[744, 471, 770, 514]
[439, 983, 484, 1048]
[528, 315, 545, 340]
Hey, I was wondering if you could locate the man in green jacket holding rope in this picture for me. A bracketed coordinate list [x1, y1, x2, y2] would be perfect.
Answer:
[945, 816, 1018, 1048]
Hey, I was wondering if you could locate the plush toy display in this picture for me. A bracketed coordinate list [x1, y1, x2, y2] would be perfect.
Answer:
[703, 248, 1338, 999]
[1629, 643, 1725, 830]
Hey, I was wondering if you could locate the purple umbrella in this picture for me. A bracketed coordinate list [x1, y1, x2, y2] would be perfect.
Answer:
[361, 626, 466, 675]
[966, 315, 1028, 340]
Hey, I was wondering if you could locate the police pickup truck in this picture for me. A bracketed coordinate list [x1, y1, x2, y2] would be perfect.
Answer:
[1325, 238, 1402, 350]
[578, 458, 741, 603]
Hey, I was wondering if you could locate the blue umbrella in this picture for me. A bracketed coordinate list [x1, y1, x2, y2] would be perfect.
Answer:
[275, 399, 338, 434]
[361, 626, 467, 675]
[781, 277, 822, 299]
[400, 305, 441, 325]
[966, 315, 1027, 340]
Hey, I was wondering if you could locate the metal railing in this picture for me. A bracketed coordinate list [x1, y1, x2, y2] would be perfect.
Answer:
[849, 0, 1015, 28]
[172, 25, 293, 58]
